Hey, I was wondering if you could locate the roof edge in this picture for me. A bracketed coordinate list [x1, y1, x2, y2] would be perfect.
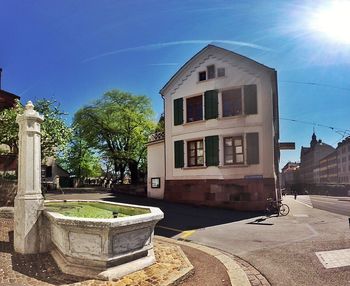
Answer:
[159, 44, 276, 96]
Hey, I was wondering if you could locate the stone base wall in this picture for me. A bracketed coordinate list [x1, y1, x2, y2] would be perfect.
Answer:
[112, 184, 147, 197]
[164, 178, 276, 211]
[0, 154, 17, 172]
[0, 179, 17, 207]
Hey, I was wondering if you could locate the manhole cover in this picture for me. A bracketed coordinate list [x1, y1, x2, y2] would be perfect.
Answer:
[316, 249, 350, 268]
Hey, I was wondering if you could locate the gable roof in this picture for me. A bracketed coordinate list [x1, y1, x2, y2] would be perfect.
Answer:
[159, 44, 276, 96]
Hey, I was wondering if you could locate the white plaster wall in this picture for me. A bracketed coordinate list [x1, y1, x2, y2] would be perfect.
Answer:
[147, 141, 165, 199]
[163, 47, 275, 181]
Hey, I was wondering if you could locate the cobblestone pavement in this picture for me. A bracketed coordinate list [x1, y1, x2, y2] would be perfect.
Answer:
[234, 256, 271, 286]
[0, 216, 271, 286]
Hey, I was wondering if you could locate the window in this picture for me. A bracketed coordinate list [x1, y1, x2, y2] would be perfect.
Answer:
[199, 71, 206, 81]
[222, 88, 242, 117]
[187, 95, 203, 122]
[207, 65, 215, 79]
[198, 65, 221, 81]
[187, 140, 204, 166]
[217, 68, 225, 77]
[224, 136, 244, 164]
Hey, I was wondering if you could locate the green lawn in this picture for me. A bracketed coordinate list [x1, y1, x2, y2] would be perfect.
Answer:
[45, 201, 150, 219]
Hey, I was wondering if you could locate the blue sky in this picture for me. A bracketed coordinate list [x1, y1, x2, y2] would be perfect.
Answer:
[1, 0, 350, 169]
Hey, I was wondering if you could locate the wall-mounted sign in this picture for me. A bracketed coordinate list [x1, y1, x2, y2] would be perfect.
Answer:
[279, 142, 295, 150]
[151, 177, 160, 188]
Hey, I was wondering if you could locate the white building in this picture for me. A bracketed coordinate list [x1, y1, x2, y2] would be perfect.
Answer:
[147, 45, 280, 211]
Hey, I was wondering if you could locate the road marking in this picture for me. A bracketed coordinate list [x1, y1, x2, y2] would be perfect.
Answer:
[294, 199, 313, 208]
[156, 226, 196, 239]
[316, 248, 350, 269]
[156, 225, 184, 233]
[180, 230, 195, 239]
[293, 214, 309, 217]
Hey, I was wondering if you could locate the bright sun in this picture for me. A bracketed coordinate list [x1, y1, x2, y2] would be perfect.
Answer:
[309, 1, 350, 44]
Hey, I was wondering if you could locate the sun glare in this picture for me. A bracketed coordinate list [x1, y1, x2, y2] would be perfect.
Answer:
[309, 1, 350, 44]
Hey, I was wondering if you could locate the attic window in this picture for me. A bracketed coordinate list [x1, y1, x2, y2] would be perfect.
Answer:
[199, 71, 206, 81]
[217, 68, 225, 77]
[207, 65, 215, 79]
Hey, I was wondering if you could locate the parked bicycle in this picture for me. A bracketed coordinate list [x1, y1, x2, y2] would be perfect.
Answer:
[266, 198, 290, 216]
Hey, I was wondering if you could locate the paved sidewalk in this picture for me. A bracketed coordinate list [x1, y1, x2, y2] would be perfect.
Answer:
[0, 215, 270, 286]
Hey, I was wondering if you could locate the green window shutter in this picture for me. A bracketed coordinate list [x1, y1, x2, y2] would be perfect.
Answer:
[173, 98, 183, 125]
[244, 85, 257, 115]
[205, 135, 219, 166]
[204, 90, 218, 120]
[246, 132, 259, 164]
[174, 140, 184, 168]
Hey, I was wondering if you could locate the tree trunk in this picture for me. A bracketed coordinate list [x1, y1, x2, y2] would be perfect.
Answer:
[129, 160, 139, 185]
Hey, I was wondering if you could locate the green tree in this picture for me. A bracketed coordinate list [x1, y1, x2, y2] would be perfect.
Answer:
[34, 99, 72, 159]
[74, 89, 155, 184]
[0, 100, 23, 153]
[0, 99, 72, 160]
[155, 113, 165, 133]
[58, 129, 102, 180]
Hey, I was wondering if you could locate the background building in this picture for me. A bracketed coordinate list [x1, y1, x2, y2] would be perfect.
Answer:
[281, 162, 300, 193]
[299, 133, 335, 185]
[0, 84, 20, 174]
[319, 151, 338, 184]
[337, 137, 350, 184]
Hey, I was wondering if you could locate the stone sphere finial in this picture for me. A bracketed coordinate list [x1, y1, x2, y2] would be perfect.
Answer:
[25, 101, 34, 110]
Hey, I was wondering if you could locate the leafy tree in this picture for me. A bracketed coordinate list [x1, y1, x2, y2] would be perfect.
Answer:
[0, 99, 72, 160]
[57, 129, 102, 179]
[155, 113, 165, 133]
[74, 89, 155, 184]
[34, 99, 72, 159]
[0, 100, 23, 153]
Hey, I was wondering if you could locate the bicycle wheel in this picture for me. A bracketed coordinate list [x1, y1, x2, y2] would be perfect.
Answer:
[279, 204, 290, 216]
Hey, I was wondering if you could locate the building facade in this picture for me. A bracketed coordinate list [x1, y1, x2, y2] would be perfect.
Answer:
[147, 45, 280, 211]
[281, 162, 300, 192]
[337, 137, 350, 184]
[299, 133, 335, 185]
[319, 151, 338, 184]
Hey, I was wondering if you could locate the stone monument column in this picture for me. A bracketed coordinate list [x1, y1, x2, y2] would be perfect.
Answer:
[14, 101, 44, 254]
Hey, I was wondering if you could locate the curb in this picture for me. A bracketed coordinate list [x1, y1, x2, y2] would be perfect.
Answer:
[155, 236, 251, 286]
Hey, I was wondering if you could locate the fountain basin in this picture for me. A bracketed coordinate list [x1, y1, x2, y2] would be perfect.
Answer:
[43, 200, 164, 280]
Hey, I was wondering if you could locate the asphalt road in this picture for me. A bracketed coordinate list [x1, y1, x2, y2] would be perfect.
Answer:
[307, 195, 350, 216]
[45, 191, 350, 286]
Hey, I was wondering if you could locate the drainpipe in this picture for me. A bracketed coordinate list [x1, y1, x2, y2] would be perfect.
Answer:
[161, 93, 166, 199]
[0, 68, 2, 90]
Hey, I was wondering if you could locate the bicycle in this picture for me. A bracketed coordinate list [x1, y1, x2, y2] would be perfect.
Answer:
[266, 198, 290, 216]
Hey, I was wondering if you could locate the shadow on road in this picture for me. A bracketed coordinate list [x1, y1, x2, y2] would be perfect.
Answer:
[103, 193, 264, 237]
